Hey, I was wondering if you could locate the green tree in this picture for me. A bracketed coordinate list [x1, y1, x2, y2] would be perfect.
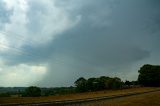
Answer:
[138, 64, 160, 86]
[86, 78, 96, 91]
[125, 80, 131, 86]
[23, 86, 41, 97]
[75, 76, 123, 92]
[106, 77, 123, 89]
[99, 76, 110, 89]
[74, 77, 87, 92]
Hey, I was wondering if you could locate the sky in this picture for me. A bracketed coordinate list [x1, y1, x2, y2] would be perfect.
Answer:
[0, 0, 160, 87]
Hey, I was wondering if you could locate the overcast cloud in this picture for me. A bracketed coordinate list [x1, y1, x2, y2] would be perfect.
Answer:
[0, 0, 160, 87]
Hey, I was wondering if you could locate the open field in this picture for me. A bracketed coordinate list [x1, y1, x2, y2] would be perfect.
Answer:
[0, 87, 160, 105]
[80, 90, 160, 106]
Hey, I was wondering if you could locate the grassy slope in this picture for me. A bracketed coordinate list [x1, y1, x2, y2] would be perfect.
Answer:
[0, 87, 159, 105]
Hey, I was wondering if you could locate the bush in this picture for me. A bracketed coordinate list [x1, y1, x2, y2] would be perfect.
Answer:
[0, 92, 11, 97]
[23, 86, 41, 97]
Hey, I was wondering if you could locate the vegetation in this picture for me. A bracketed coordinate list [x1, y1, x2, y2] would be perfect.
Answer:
[41, 87, 75, 96]
[78, 90, 160, 106]
[22, 86, 41, 97]
[0, 92, 11, 97]
[0, 64, 159, 98]
[138, 64, 160, 87]
[75, 76, 124, 92]
[75, 77, 87, 92]
[0, 87, 159, 105]
[74, 64, 160, 92]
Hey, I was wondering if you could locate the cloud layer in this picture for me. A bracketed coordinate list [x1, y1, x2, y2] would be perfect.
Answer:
[0, 0, 160, 87]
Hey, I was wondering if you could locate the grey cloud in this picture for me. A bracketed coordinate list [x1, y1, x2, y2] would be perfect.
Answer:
[1, 0, 160, 87]
[26, 1, 49, 33]
[0, 1, 12, 29]
[37, 0, 157, 86]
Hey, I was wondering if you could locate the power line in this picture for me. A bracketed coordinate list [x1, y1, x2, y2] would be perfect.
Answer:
[0, 42, 93, 69]
[0, 42, 71, 66]
[0, 43, 40, 59]
[0, 31, 36, 46]
[0, 31, 45, 59]
[0, 31, 95, 68]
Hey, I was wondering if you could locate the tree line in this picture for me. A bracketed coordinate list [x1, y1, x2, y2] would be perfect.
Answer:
[73, 64, 160, 92]
[0, 64, 160, 97]
[74, 76, 124, 92]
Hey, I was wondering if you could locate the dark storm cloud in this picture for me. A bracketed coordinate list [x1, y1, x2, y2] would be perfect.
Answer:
[37, 0, 160, 86]
[1, 0, 160, 87]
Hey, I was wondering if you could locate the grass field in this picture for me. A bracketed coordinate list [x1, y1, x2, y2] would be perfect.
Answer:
[80, 90, 160, 106]
[0, 87, 160, 105]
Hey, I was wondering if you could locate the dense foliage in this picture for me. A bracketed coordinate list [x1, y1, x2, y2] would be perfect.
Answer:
[75, 76, 124, 92]
[41, 87, 75, 96]
[138, 64, 160, 86]
[22, 86, 41, 97]
[0, 92, 11, 97]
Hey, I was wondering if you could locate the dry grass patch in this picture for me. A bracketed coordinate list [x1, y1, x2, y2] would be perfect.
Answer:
[0, 87, 159, 105]
[82, 90, 160, 106]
